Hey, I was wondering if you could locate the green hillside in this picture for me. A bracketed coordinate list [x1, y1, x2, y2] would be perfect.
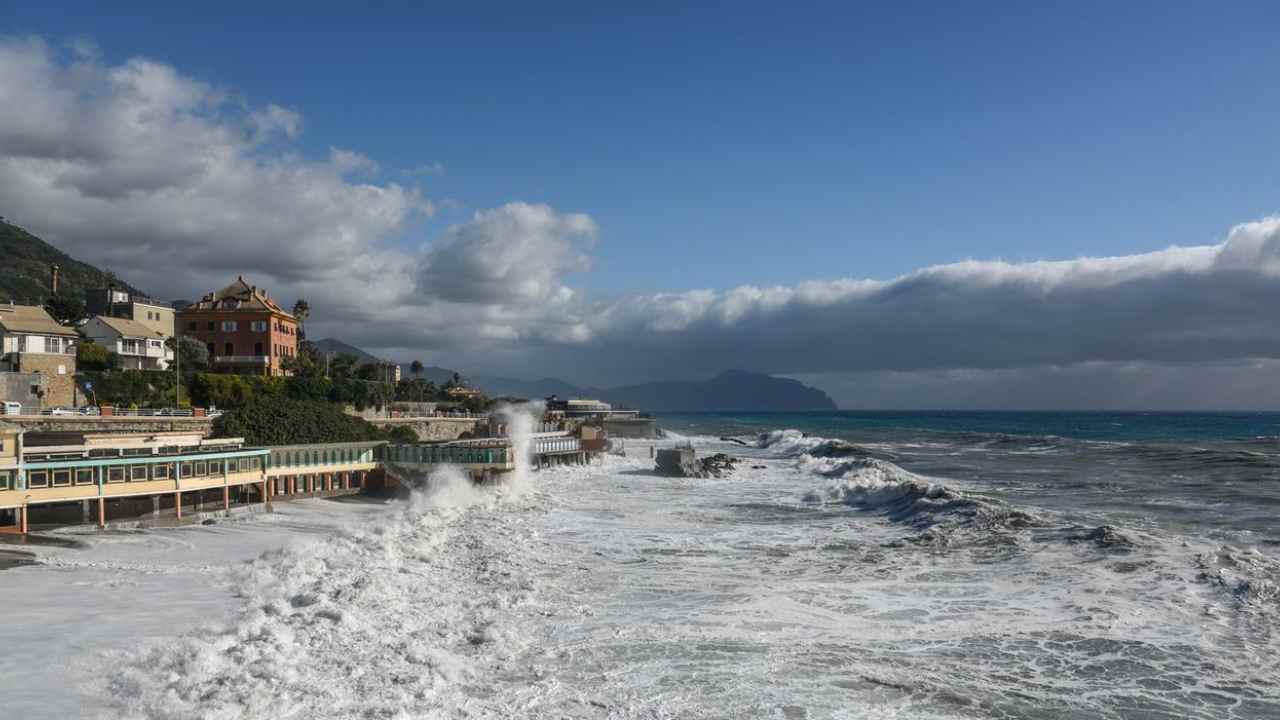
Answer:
[0, 219, 145, 304]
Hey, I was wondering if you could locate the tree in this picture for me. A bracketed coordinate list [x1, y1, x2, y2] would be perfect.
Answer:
[292, 298, 310, 340]
[44, 291, 86, 325]
[283, 340, 324, 379]
[410, 360, 424, 377]
[167, 336, 209, 374]
[213, 395, 389, 445]
[77, 341, 119, 372]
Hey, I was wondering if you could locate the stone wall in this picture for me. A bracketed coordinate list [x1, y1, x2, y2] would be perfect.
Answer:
[0, 372, 46, 408]
[14, 353, 77, 407]
[4, 415, 215, 437]
[604, 417, 660, 439]
[368, 417, 480, 442]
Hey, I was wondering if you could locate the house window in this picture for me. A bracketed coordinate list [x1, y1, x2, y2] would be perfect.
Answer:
[206, 343, 215, 357]
[0, 470, 10, 491]
[194, 461, 207, 476]
[75, 469, 94, 485]
[52, 470, 72, 487]
[180, 462, 193, 478]
[130, 465, 149, 482]
[254, 342, 264, 356]
[225, 342, 234, 356]
[207, 321, 215, 331]
[238, 457, 251, 472]
[28, 470, 49, 488]
[108, 467, 126, 483]
[221, 321, 238, 332]
[153, 464, 170, 480]
[187, 321, 197, 331]
[251, 321, 267, 332]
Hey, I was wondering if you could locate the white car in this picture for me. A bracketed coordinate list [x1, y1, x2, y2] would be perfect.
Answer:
[1, 401, 21, 416]
[46, 407, 77, 416]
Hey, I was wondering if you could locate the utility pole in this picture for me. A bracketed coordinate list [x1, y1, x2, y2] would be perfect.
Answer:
[174, 327, 180, 410]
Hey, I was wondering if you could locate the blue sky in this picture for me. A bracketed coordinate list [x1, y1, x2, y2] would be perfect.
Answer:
[10, 1, 1279, 296]
[7, 2, 1280, 407]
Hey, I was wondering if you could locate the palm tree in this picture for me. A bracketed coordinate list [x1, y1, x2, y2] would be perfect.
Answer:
[292, 298, 310, 340]
[410, 360, 425, 402]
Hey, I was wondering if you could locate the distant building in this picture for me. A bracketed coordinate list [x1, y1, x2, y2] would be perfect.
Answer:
[545, 396, 641, 419]
[0, 303, 79, 407]
[177, 277, 299, 377]
[81, 316, 172, 370]
[85, 288, 176, 339]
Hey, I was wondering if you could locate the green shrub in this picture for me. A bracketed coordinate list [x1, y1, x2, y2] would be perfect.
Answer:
[213, 395, 387, 445]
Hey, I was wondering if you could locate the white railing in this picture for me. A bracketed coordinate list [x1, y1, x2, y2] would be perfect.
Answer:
[213, 355, 270, 364]
[107, 408, 195, 417]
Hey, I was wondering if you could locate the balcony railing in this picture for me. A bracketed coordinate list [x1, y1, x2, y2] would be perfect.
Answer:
[213, 355, 270, 364]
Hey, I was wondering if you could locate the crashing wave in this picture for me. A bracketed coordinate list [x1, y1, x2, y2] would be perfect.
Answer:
[1196, 546, 1280, 608]
[800, 454, 1041, 542]
[774, 428, 1147, 557]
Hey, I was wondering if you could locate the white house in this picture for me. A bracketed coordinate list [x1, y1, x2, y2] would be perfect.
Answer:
[81, 316, 172, 371]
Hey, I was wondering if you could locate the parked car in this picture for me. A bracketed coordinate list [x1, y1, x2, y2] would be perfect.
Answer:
[45, 407, 77, 416]
[1, 401, 21, 416]
[78, 406, 100, 416]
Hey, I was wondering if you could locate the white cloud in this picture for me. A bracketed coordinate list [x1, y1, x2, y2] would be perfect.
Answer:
[418, 202, 595, 305]
[6, 35, 1280, 408]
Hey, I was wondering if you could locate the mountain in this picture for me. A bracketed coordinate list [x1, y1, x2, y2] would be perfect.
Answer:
[0, 219, 146, 304]
[310, 338, 387, 365]
[474, 370, 838, 412]
[601, 370, 838, 412]
[395, 364, 464, 385]
[310, 338, 838, 411]
[471, 375, 601, 399]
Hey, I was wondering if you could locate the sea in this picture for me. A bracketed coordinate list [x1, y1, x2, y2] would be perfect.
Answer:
[2, 410, 1278, 719]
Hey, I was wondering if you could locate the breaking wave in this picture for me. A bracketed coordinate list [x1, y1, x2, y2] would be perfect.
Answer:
[760, 429, 1145, 555]
[94, 467, 542, 719]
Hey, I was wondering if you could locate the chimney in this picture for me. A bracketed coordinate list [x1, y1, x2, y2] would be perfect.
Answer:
[50, 264, 60, 295]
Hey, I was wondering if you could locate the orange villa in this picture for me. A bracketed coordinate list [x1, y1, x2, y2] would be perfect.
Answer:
[177, 277, 299, 376]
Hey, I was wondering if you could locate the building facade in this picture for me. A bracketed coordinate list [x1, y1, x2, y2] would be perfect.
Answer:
[86, 289, 176, 338]
[177, 277, 299, 377]
[0, 304, 79, 407]
[81, 316, 172, 370]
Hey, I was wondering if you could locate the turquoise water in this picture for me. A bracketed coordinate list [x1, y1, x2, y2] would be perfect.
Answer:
[658, 410, 1280, 545]
[659, 410, 1280, 443]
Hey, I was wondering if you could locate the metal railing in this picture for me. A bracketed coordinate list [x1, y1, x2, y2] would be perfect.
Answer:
[265, 441, 386, 471]
[380, 442, 512, 466]
[106, 407, 194, 417]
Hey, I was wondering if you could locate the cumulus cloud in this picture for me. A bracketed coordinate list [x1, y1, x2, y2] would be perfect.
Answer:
[0, 36, 428, 310]
[419, 202, 595, 305]
[5, 35, 1280, 408]
[504, 216, 1280, 386]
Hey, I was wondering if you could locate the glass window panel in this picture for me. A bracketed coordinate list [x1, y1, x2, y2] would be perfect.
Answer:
[28, 471, 49, 488]
[130, 465, 148, 482]
[75, 469, 94, 485]
[108, 467, 125, 483]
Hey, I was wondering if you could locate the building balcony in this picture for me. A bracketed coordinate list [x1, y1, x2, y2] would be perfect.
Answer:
[212, 355, 270, 365]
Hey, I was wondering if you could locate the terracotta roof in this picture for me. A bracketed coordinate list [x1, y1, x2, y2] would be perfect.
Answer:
[0, 304, 78, 336]
[90, 315, 165, 339]
[183, 276, 294, 317]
